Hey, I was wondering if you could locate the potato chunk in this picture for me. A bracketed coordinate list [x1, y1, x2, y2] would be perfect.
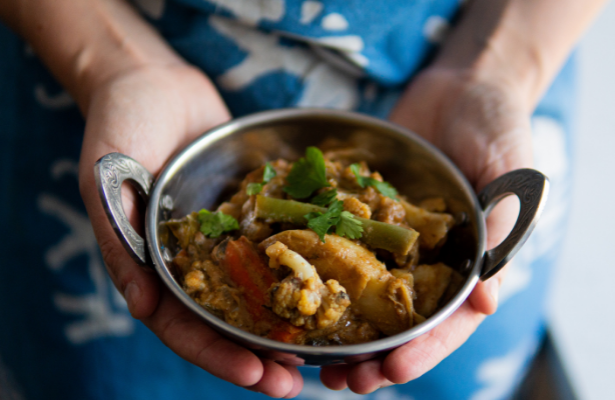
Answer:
[413, 263, 460, 317]
[401, 199, 454, 249]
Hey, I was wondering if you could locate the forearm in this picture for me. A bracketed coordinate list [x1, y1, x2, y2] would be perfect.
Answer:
[435, 0, 608, 108]
[0, 0, 185, 113]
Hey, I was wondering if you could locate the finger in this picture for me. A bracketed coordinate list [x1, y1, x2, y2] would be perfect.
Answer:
[346, 359, 392, 394]
[284, 365, 304, 398]
[143, 288, 264, 387]
[320, 364, 351, 390]
[468, 263, 510, 315]
[245, 359, 296, 398]
[382, 302, 485, 384]
[79, 150, 161, 319]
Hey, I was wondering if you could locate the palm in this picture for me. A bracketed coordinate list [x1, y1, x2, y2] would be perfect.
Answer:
[390, 68, 533, 192]
[321, 68, 534, 393]
[79, 66, 302, 397]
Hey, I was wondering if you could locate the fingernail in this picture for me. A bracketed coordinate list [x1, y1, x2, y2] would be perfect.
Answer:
[124, 282, 140, 313]
[486, 279, 499, 304]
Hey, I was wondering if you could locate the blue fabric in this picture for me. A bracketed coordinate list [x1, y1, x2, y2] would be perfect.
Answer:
[0, 1, 575, 399]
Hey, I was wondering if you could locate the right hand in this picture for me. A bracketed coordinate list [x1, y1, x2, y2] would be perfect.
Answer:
[78, 64, 303, 398]
[321, 65, 534, 394]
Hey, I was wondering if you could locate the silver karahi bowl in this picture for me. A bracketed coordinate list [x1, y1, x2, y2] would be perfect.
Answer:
[95, 108, 548, 366]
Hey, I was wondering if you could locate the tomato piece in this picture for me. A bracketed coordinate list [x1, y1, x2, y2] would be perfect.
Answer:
[222, 237, 305, 344]
[224, 237, 277, 319]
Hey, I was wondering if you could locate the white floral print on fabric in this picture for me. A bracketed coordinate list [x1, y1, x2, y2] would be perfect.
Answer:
[24, 42, 75, 110]
[315, 35, 364, 53]
[322, 13, 349, 31]
[0, 355, 25, 400]
[207, 0, 285, 25]
[532, 116, 568, 180]
[210, 16, 360, 109]
[422, 15, 450, 44]
[470, 338, 538, 400]
[313, 34, 368, 68]
[300, 0, 323, 24]
[471, 338, 539, 400]
[37, 159, 134, 345]
[33, 84, 75, 110]
[301, 379, 415, 400]
[498, 258, 533, 305]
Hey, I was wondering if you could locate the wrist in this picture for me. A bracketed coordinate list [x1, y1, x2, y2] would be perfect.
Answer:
[15, 0, 185, 113]
[430, 3, 543, 111]
[470, 23, 544, 110]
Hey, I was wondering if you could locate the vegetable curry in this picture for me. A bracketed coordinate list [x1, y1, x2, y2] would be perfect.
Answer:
[165, 145, 464, 345]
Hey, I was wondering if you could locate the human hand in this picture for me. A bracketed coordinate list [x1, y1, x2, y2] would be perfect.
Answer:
[319, 66, 534, 393]
[78, 65, 303, 398]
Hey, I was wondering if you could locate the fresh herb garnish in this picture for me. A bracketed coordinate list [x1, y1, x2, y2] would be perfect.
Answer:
[246, 162, 277, 195]
[262, 162, 277, 181]
[198, 209, 239, 238]
[283, 147, 329, 199]
[350, 163, 398, 199]
[311, 188, 338, 207]
[304, 200, 363, 242]
[337, 211, 364, 239]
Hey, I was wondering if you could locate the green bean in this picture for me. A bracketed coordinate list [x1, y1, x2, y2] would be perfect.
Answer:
[255, 195, 419, 255]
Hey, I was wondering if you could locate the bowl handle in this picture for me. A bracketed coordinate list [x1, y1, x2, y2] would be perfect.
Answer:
[94, 153, 154, 265]
[478, 169, 549, 280]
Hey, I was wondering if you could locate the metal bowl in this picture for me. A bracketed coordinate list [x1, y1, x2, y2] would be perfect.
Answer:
[94, 108, 548, 366]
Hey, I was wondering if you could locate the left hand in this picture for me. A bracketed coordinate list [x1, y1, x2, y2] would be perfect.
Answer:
[319, 65, 534, 394]
[79, 64, 303, 398]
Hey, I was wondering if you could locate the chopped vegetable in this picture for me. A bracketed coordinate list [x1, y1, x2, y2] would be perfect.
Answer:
[283, 147, 329, 199]
[311, 188, 338, 207]
[268, 324, 304, 343]
[246, 184, 262, 195]
[350, 163, 398, 199]
[222, 237, 304, 342]
[261, 230, 413, 335]
[265, 241, 350, 329]
[305, 200, 363, 242]
[197, 209, 239, 238]
[305, 200, 344, 242]
[246, 162, 277, 195]
[255, 195, 418, 255]
[337, 211, 363, 239]
[223, 237, 277, 318]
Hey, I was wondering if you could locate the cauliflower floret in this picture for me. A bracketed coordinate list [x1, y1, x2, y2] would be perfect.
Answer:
[266, 242, 350, 330]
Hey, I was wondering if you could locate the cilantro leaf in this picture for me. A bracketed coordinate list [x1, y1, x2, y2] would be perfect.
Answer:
[283, 147, 329, 199]
[350, 163, 370, 187]
[311, 189, 338, 207]
[304, 200, 363, 242]
[246, 162, 277, 195]
[198, 209, 239, 238]
[304, 200, 342, 242]
[327, 199, 344, 216]
[262, 162, 277, 182]
[369, 180, 398, 199]
[246, 183, 264, 195]
[304, 212, 335, 242]
[336, 211, 363, 239]
[350, 163, 399, 200]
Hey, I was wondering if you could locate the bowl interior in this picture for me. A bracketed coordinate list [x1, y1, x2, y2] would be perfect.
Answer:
[148, 109, 484, 363]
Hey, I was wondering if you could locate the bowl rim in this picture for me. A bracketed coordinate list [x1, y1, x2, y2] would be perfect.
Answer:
[145, 108, 486, 358]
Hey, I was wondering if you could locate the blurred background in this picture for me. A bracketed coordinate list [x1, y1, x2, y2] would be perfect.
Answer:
[537, 1, 615, 399]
